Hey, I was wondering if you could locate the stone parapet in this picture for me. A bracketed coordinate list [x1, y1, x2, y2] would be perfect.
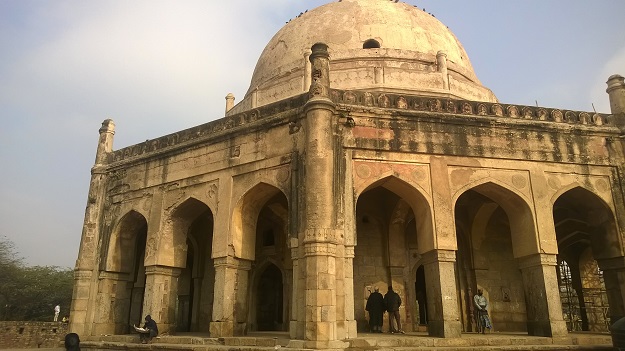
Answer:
[0, 321, 67, 349]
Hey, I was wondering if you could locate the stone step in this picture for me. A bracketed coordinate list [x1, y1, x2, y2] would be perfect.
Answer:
[79, 333, 613, 351]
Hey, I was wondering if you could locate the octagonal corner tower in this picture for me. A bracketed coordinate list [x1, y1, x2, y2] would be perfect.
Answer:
[227, 0, 497, 115]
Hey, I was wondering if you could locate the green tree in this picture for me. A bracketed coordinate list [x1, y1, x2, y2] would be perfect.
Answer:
[0, 236, 74, 321]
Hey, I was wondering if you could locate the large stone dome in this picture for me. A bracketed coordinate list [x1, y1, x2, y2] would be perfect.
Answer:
[227, 0, 497, 115]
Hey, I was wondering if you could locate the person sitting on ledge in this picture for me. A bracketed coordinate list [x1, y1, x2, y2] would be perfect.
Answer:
[137, 315, 158, 344]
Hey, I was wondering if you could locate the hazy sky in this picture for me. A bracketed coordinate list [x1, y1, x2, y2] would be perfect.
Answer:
[1, 0, 624, 268]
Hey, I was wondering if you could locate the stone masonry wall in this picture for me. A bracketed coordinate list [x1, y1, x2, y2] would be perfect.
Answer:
[0, 322, 68, 349]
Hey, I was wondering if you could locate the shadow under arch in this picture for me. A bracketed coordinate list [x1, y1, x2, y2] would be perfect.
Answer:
[105, 210, 148, 273]
[102, 210, 148, 334]
[166, 197, 214, 268]
[454, 181, 539, 333]
[249, 259, 286, 331]
[553, 186, 622, 330]
[354, 175, 433, 333]
[232, 182, 289, 261]
[552, 186, 621, 259]
[358, 175, 434, 252]
[165, 197, 215, 332]
[454, 180, 538, 258]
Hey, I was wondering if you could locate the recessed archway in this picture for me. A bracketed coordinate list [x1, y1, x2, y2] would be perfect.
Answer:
[354, 176, 432, 333]
[104, 210, 148, 334]
[454, 182, 536, 333]
[553, 186, 619, 332]
[169, 198, 215, 333]
[235, 183, 291, 333]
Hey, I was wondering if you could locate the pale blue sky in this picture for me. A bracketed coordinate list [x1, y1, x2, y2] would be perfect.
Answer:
[0, 0, 623, 268]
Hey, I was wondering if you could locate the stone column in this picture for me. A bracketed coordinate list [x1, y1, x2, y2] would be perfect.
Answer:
[303, 49, 312, 92]
[597, 256, 625, 323]
[225, 93, 235, 113]
[421, 249, 461, 337]
[607, 74, 625, 115]
[289, 238, 304, 339]
[300, 42, 346, 349]
[517, 253, 568, 336]
[92, 271, 130, 336]
[338, 245, 357, 339]
[436, 50, 449, 90]
[68, 270, 94, 335]
[143, 265, 181, 334]
[69, 119, 115, 336]
[210, 256, 251, 337]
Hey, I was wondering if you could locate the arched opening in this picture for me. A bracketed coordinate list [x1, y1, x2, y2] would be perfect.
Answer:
[363, 39, 381, 49]
[169, 198, 214, 333]
[354, 176, 432, 333]
[236, 183, 290, 333]
[103, 210, 148, 334]
[256, 264, 284, 331]
[554, 187, 616, 332]
[454, 182, 535, 333]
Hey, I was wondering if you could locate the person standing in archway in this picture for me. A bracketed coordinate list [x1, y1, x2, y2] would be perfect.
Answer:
[473, 289, 492, 333]
[384, 285, 404, 334]
[366, 286, 385, 333]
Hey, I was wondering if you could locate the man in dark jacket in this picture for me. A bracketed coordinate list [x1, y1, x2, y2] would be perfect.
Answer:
[140, 315, 159, 344]
[384, 285, 404, 334]
[365, 286, 385, 333]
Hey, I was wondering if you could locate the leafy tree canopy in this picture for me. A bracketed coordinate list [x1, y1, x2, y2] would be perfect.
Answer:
[0, 236, 73, 321]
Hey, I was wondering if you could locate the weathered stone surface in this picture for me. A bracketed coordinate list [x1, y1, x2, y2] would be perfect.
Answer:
[70, 0, 625, 349]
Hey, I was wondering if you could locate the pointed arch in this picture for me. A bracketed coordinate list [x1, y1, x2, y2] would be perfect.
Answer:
[357, 175, 434, 252]
[454, 180, 537, 258]
[553, 186, 621, 259]
[232, 182, 288, 261]
[105, 210, 147, 273]
[167, 197, 213, 267]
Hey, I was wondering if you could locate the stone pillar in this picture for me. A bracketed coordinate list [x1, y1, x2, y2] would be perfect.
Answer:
[210, 256, 251, 337]
[69, 119, 115, 336]
[597, 256, 625, 323]
[225, 93, 235, 113]
[517, 253, 568, 336]
[338, 245, 357, 339]
[68, 270, 93, 335]
[251, 88, 258, 108]
[607, 74, 625, 115]
[300, 43, 346, 349]
[143, 265, 181, 334]
[303, 49, 312, 92]
[437, 50, 449, 90]
[289, 238, 304, 339]
[92, 271, 129, 336]
[374, 67, 383, 85]
[421, 249, 461, 337]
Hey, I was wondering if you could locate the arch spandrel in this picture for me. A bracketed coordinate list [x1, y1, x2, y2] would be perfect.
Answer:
[547, 174, 616, 213]
[353, 160, 431, 199]
[355, 173, 436, 253]
[453, 180, 539, 258]
[232, 181, 289, 261]
[449, 167, 533, 203]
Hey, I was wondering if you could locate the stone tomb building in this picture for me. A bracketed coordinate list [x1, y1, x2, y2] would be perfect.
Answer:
[70, 0, 625, 348]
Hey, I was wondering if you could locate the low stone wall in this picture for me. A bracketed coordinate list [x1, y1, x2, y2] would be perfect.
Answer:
[0, 321, 68, 349]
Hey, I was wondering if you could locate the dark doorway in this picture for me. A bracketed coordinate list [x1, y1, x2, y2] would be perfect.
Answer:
[415, 265, 428, 325]
[256, 264, 283, 331]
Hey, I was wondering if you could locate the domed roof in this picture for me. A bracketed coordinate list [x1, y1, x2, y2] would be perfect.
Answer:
[228, 0, 496, 115]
